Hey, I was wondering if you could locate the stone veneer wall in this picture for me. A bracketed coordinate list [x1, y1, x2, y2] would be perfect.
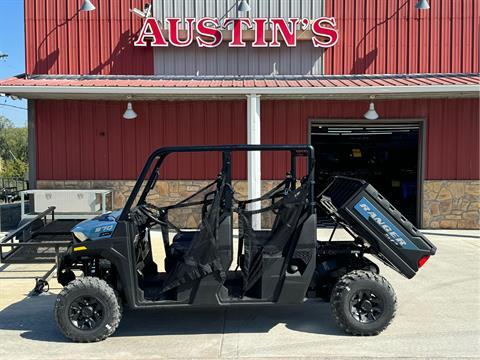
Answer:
[37, 179, 480, 229]
[423, 180, 480, 229]
[37, 180, 281, 228]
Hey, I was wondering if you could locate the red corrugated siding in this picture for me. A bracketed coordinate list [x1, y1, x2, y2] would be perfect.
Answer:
[261, 99, 479, 180]
[324, 0, 479, 74]
[35, 100, 247, 180]
[36, 99, 479, 181]
[25, 1, 478, 76]
[25, 0, 153, 75]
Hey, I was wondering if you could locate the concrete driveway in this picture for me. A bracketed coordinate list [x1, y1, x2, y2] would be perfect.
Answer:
[0, 230, 478, 359]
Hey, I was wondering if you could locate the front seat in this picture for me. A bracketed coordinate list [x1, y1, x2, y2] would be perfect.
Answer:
[160, 174, 228, 293]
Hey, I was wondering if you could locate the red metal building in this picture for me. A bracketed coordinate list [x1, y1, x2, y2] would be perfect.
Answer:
[1, 0, 479, 229]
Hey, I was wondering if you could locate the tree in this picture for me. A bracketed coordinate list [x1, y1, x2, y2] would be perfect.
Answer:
[0, 116, 28, 178]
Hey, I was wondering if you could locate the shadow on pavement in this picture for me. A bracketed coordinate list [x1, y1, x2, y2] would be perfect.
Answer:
[0, 294, 344, 343]
[117, 300, 345, 338]
[0, 293, 67, 342]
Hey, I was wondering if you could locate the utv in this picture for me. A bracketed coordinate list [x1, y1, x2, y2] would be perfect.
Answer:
[54, 145, 436, 342]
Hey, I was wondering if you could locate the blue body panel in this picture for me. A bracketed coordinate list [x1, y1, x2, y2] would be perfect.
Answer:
[354, 197, 418, 251]
[72, 209, 122, 241]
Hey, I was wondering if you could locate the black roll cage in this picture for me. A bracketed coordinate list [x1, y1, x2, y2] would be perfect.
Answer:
[119, 145, 316, 221]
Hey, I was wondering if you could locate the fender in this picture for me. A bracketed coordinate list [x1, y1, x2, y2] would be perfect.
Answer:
[59, 225, 137, 306]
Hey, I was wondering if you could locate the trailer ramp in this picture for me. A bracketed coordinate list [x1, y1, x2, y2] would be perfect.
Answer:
[0, 207, 78, 293]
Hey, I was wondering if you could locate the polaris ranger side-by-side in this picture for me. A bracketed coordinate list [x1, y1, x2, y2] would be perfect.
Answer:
[54, 145, 436, 342]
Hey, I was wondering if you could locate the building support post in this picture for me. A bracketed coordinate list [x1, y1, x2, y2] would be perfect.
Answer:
[247, 94, 261, 229]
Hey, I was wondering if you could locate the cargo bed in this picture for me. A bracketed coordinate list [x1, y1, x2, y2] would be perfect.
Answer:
[318, 176, 437, 278]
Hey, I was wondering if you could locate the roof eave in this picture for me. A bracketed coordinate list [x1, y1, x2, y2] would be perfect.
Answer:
[1, 84, 478, 101]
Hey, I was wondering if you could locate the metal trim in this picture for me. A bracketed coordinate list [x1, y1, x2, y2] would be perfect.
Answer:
[2, 84, 478, 97]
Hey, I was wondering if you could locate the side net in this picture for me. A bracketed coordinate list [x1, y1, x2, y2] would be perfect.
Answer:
[235, 176, 311, 294]
[157, 175, 227, 293]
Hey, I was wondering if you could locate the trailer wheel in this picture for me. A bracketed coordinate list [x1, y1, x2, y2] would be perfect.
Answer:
[330, 270, 396, 336]
[54, 277, 122, 342]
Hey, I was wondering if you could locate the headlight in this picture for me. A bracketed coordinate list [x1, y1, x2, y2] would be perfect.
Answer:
[73, 231, 88, 241]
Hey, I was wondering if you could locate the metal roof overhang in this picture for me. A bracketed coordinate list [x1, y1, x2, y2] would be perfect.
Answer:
[2, 85, 478, 101]
[1, 74, 478, 101]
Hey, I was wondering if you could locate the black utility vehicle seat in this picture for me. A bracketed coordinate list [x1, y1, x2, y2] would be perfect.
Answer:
[170, 232, 196, 253]
[159, 173, 229, 293]
[238, 178, 310, 294]
[166, 231, 197, 272]
[162, 180, 219, 273]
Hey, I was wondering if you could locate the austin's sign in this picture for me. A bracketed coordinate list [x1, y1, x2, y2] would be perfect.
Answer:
[134, 17, 338, 48]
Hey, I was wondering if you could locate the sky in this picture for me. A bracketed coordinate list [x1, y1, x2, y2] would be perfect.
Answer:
[0, 0, 27, 127]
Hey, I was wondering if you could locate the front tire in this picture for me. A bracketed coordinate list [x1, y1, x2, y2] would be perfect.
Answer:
[54, 277, 122, 342]
[330, 270, 396, 336]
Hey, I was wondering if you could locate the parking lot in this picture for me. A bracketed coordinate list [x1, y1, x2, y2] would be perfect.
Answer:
[0, 230, 479, 360]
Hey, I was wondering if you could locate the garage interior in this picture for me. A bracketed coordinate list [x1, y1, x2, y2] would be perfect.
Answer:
[311, 121, 422, 227]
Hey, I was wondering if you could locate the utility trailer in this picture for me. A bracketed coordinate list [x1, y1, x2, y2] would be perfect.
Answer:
[0, 190, 112, 294]
[50, 145, 436, 342]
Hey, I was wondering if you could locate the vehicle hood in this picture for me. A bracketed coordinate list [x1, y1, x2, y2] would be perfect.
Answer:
[71, 209, 122, 241]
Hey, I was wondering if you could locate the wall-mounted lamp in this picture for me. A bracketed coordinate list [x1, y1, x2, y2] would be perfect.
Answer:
[131, 3, 152, 18]
[123, 102, 138, 120]
[80, 0, 96, 12]
[415, 0, 430, 10]
[364, 96, 379, 120]
[237, 0, 251, 12]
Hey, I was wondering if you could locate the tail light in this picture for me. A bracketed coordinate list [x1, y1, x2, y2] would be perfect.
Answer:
[418, 255, 430, 268]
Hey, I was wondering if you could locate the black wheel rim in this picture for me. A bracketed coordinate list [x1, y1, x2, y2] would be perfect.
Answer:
[68, 296, 105, 330]
[349, 290, 384, 324]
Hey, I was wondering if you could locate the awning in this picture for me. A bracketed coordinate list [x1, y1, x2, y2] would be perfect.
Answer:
[0, 73, 478, 100]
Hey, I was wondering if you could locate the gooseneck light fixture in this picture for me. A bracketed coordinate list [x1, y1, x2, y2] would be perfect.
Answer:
[364, 96, 379, 120]
[131, 3, 152, 18]
[80, 0, 96, 12]
[237, 0, 251, 12]
[415, 0, 430, 10]
[123, 102, 138, 120]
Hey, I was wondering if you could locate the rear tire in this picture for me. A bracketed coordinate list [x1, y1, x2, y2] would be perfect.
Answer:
[54, 277, 122, 342]
[330, 270, 396, 336]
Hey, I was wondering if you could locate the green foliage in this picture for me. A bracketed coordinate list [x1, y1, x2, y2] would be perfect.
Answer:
[0, 115, 28, 178]
[2, 158, 28, 178]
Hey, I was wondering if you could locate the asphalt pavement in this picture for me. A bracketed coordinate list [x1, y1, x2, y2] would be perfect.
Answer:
[0, 229, 478, 359]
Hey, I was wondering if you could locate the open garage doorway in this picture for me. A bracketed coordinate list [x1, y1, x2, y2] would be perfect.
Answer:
[310, 120, 424, 227]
